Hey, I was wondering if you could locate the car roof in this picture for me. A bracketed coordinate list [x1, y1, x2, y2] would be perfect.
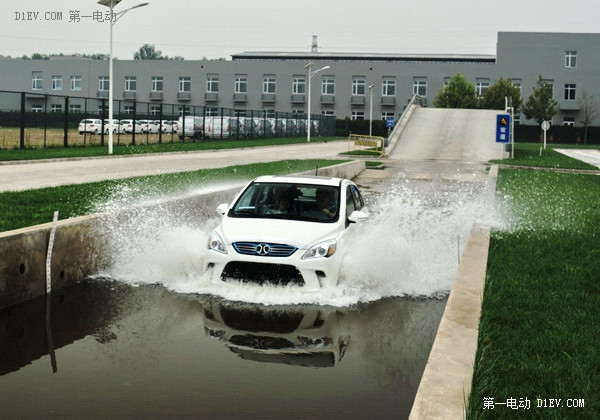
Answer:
[252, 175, 346, 187]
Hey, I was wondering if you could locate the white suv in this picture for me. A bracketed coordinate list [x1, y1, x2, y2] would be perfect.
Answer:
[205, 175, 368, 289]
[78, 119, 102, 135]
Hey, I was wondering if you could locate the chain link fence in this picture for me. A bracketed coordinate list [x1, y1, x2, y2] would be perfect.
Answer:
[0, 90, 336, 149]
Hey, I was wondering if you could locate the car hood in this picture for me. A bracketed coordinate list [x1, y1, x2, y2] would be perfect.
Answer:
[219, 217, 340, 248]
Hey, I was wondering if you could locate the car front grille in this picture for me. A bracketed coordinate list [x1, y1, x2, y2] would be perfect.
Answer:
[233, 242, 297, 257]
[221, 262, 304, 286]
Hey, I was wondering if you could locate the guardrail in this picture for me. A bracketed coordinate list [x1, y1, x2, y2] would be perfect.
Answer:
[385, 94, 422, 154]
[347, 133, 386, 157]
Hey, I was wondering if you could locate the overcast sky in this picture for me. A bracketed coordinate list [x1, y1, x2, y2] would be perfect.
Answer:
[2, 0, 599, 60]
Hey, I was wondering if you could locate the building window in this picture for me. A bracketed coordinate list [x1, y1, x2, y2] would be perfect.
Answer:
[262, 109, 275, 118]
[563, 117, 575, 126]
[151, 76, 163, 92]
[382, 78, 396, 96]
[125, 76, 137, 91]
[292, 108, 304, 115]
[51, 76, 63, 91]
[70, 76, 82, 91]
[381, 111, 395, 120]
[32, 72, 43, 90]
[51, 104, 63, 112]
[69, 104, 81, 113]
[99, 76, 109, 91]
[263, 75, 276, 94]
[443, 77, 452, 88]
[511, 79, 522, 93]
[565, 51, 577, 68]
[322, 78, 335, 95]
[123, 106, 134, 115]
[351, 110, 365, 120]
[543, 79, 554, 95]
[321, 110, 334, 116]
[352, 77, 366, 96]
[206, 107, 219, 116]
[206, 75, 219, 92]
[564, 84, 576, 101]
[235, 75, 247, 93]
[476, 79, 490, 96]
[150, 106, 161, 116]
[293, 76, 306, 94]
[179, 76, 191, 92]
[413, 78, 427, 96]
[31, 105, 43, 112]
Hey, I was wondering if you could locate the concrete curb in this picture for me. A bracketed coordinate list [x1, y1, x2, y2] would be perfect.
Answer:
[409, 165, 498, 419]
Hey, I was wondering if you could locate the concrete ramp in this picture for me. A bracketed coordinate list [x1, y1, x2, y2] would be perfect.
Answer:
[390, 108, 505, 163]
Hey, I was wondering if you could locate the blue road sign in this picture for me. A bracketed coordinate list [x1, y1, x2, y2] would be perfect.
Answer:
[386, 117, 395, 128]
[496, 114, 510, 143]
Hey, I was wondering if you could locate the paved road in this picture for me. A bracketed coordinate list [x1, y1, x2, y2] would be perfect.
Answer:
[389, 108, 504, 163]
[0, 141, 349, 192]
[555, 148, 600, 168]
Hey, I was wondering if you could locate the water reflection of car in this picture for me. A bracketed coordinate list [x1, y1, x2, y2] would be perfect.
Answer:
[202, 300, 349, 368]
[205, 175, 368, 289]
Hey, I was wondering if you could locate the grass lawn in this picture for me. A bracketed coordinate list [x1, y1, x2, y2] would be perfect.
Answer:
[0, 135, 343, 161]
[0, 159, 346, 232]
[468, 157, 599, 417]
[491, 142, 599, 170]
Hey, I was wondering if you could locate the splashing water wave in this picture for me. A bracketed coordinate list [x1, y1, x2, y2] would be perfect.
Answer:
[92, 172, 510, 307]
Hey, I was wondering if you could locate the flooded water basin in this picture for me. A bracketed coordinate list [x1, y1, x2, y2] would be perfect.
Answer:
[0, 281, 445, 419]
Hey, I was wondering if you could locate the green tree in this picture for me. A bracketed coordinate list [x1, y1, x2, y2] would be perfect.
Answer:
[522, 75, 558, 125]
[480, 77, 523, 113]
[133, 44, 164, 60]
[433, 73, 478, 108]
[578, 88, 599, 144]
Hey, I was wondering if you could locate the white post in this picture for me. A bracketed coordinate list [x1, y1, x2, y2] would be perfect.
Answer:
[306, 62, 312, 143]
[305, 62, 330, 143]
[368, 84, 373, 136]
[98, 1, 149, 155]
[108, 3, 114, 154]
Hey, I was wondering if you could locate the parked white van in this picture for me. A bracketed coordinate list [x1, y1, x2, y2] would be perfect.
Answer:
[205, 116, 241, 139]
[177, 116, 204, 139]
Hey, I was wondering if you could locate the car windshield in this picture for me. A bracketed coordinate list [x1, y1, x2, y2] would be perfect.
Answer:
[229, 182, 340, 222]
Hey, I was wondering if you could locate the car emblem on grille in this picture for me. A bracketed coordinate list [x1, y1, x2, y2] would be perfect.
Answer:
[256, 243, 271, 256]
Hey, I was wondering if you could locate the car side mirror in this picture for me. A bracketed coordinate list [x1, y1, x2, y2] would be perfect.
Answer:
[216, 203, 229, 216]
[348, 210, 368, 223]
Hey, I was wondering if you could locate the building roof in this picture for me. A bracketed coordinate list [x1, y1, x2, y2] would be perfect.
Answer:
[232, 51, 496, 63]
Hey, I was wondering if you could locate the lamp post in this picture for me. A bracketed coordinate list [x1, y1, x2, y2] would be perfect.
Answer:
[368, 84, 374, 136]
[305, 62, 330, 142]
[98, 0, 149, 155]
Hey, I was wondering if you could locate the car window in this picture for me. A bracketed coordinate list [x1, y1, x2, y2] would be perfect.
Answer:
[230, 182, 339, 222]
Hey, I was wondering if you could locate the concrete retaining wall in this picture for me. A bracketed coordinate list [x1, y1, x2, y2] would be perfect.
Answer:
[0, 160, 365, 309]
[409, 165, 498, 419]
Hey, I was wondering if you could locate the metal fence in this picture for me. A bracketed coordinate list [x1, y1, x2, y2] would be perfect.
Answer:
[0, 90, 336, 149]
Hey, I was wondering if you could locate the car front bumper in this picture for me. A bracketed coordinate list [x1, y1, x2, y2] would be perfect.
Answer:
[204, 245, 341, 290]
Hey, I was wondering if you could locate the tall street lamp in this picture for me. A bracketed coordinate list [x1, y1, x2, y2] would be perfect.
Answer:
[368, 84, 374, 136]
[98, 0, 149, 155]
[305, 62, 330, 142]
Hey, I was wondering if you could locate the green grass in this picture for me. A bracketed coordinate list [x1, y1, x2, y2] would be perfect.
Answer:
[0, 159, 347, 232]
[491, 143, 599, 170]
[468, 169, 600, 419]
[0, 136, 342, 161]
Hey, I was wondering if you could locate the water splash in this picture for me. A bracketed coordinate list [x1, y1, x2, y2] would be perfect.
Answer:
[92, 170, 510, 307]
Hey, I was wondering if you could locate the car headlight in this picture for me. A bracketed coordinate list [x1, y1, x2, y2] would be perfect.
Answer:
[302, 239, 336, 260]
[207, 230, 227, 254]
